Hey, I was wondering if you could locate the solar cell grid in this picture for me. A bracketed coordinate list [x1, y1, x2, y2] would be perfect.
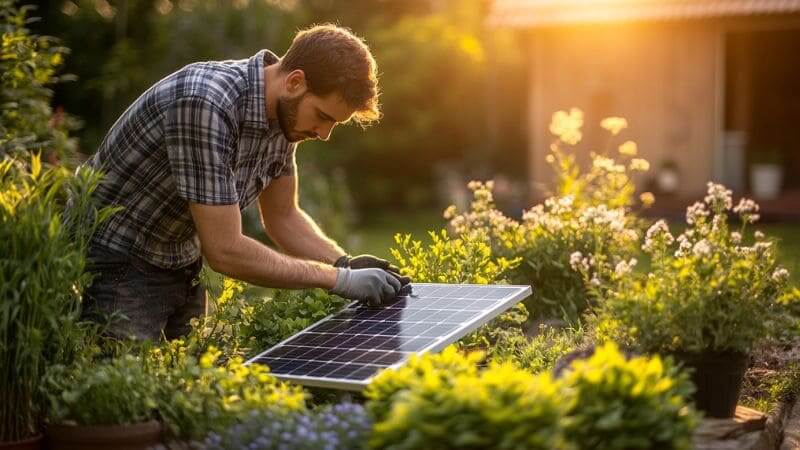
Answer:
[246, 283, 532, 390]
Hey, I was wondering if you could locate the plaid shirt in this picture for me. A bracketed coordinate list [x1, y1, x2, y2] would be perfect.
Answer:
[85, 50, 296, 269]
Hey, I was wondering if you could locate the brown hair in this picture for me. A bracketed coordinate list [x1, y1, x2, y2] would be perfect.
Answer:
[280, 24, 381, 125]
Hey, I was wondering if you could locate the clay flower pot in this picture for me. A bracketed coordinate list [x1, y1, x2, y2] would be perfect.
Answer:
[45, 420, 162, 450]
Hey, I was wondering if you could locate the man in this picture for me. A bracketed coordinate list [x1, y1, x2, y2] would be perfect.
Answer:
[82, 24, 408, 341]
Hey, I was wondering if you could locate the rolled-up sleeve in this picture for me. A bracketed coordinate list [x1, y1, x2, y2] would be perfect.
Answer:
[164, 96, 239, 205]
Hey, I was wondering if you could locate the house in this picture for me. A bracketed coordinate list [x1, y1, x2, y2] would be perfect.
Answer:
[488, 0, 800, 202]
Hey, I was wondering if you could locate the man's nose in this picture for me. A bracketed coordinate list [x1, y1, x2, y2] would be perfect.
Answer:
[315, 123, 335, 141]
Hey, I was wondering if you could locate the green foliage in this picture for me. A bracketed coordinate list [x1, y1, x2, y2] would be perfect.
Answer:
[0, 155, 114, 441]
[0, 1, 78, 159]
[41, 355, 158, 426]
[240, 288, 350, 355]
[493, 326, 584, 374]
[390, 229, 527, 355]
[368, 361, 569, 450]
[364, 346, 483, 423]
[560, 343, 698, 450]
[391, 229, 521, 285]
[592, 184, 800, 354]
[189, 277, 351, 359]
[148, 343, 307, 441]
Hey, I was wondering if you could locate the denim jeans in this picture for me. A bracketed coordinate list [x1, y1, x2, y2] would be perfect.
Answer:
[81, 244, 206, 341]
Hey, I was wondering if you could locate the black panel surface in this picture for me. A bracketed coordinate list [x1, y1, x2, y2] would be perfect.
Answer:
[246, 283, 532, 390]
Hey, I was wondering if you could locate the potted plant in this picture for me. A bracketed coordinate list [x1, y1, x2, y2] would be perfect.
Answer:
[41, 355, 163, 450]
[587, 182, 798, 417]
[750, 148, 784, 200]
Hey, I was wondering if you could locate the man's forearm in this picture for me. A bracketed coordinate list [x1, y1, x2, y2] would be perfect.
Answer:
[208, 233, 338, 289]
[263, 207, 345, 265]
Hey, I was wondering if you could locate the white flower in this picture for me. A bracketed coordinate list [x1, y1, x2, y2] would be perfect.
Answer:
[629, 158, 650, 172]
[686, 202, 709, 225]
[755, 230, 765, 240]
[731, 232, 742, 244]
[590, 276, 601, 287]
[601, 117, 628, 135]
[569, 251, 584, 271]
[443, 205, 457, 220]
[614, 258, 638, 277]
[643, 220, 674, 252]
[550, 108, 584, 145]
[733, 198, 759, 215]
[772, 268, 790, 283]
[593, 156, 625, 173]
[618, 140, 637, 156]
[704, 182, 733, 211]
[692, 239, 711, 257]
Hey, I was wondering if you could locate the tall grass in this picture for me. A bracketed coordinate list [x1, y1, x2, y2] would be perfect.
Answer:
[0, 155, 114, 441]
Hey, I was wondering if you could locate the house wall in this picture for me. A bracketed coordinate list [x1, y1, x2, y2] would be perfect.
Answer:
[526, 22, 723, 198]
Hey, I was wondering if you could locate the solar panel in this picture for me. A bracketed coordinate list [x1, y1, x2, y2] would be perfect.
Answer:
[246, 283, 532, 391]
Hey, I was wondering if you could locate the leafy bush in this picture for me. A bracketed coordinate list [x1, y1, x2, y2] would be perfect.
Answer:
[391, 229, 520, 285]
[189, 277, 351, 359]
[560, 342, 698, 450]
[493, 326, 584, 374]
[149, 343, 307, 441]
[1, 1, 78, 159]
[240, 288, 351, 355]
[592, 183, 800, 354]
[443, 109, 648, 323]
[41, 355, 157, 426]
[364, 346, 482, 423]
[368, 361, 569, 450]
[202, 403, 371, 450]
[0, 155, 113, 441]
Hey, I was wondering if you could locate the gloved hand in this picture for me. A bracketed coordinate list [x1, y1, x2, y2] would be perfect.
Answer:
[330, 268, 402, 307]
[334, 254, 411, 286]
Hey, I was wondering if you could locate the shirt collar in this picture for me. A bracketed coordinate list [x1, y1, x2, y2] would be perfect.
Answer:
[247, 49, 280, 131]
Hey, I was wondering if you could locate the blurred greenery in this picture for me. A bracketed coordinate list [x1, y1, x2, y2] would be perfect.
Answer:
[31, 0, 528, 215]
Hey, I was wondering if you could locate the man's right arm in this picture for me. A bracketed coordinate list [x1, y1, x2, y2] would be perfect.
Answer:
[189, 202, 339, 289]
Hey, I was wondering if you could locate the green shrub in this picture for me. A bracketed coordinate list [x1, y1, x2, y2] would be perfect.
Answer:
[240, 287, 350, 355]
[560, 342, 698, 450]
[493, 326, 584, 374]
[368, 362, 569, 450]
[0, 155, 113, 441]
[188, 277, 351, 359]
[150, 343, 307, 441]
[364, 346, 482, 423]
[592, 184, 800, 354]
[41, 355, 157, 426]
[1, 1, 78, 159]
[391, 229, 521, 285]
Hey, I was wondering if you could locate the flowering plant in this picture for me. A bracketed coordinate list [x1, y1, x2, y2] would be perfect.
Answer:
[442, 109, 648, 323]
[591, 183, 799, 354]
[150, 343, 307, 441]
[202, 403, 371, 450]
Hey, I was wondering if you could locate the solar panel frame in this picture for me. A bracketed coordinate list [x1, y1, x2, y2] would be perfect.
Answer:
[245, 283, 533, 391]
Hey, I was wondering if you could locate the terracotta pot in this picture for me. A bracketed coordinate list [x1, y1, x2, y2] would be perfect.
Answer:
[45, 420, 162, 450]
[0, 434, 44, 450]
[672, 351, 748, 418]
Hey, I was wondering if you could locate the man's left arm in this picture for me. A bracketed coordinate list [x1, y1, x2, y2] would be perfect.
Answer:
[258, 173, 345, 265]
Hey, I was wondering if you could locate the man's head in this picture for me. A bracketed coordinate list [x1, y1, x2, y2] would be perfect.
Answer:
[275, 24, 380, 143]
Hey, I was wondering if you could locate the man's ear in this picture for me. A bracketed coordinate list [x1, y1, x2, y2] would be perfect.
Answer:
[286, 69, 307, 94]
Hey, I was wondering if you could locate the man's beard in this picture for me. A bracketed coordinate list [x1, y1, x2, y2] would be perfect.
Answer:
[276, 94, 313, 143]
